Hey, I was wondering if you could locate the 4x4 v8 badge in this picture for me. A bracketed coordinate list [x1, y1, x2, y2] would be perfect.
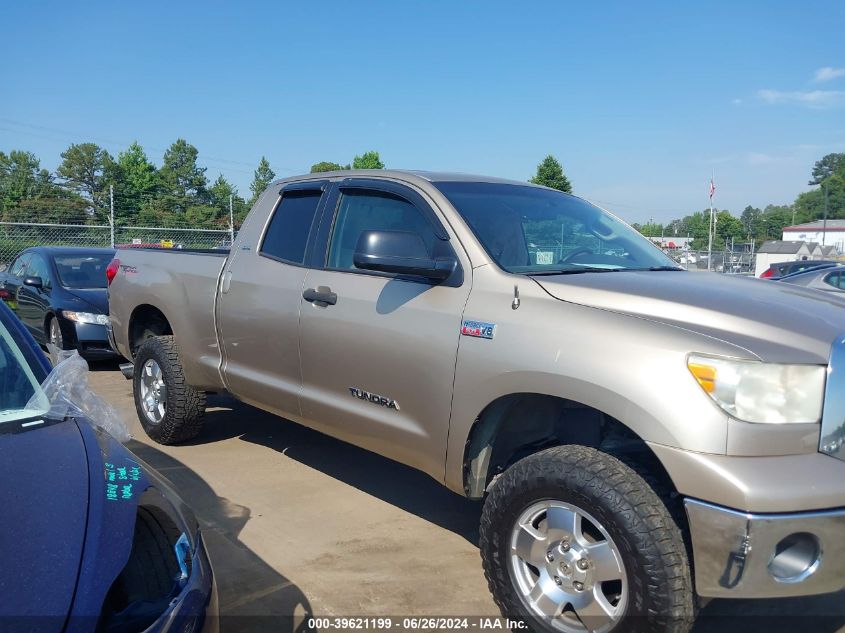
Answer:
[348, 387, 400, 410]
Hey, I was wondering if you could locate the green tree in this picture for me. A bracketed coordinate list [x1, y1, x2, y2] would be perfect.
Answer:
[351, 151, 384, 170]
[158, 139, 208, 215]
[310, 161, 349, 173]
[809, 153, 845, 185]
[739, 205, 761, 238]
[209, 175, 248, 227]
[0, 150, 54, 214]
[529, 155, 572, 193]
[249, 156, 275, 205]
[715, 210, 744, 245]
[638, 221, 664, 237]
[112, 142, 159, 223]
[56, 142, 115, 220]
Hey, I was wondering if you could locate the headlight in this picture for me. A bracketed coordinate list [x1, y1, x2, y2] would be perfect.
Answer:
[687, 354, 825, 424]
[62, 310, 109, 326]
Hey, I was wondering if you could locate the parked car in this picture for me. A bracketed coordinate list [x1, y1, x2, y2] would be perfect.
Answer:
[759, 259, 839, 279]
[776, 264, 845, 292]
[109, 170, 845, 632]
[0, 246, 118, 359]
[0, 301, 216, 633]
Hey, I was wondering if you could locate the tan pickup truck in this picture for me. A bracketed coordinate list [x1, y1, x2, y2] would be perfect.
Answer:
[108, 170, 845, 633]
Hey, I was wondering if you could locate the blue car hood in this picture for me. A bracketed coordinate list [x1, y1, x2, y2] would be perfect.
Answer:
[0, 418, 153, 633]
[63, 288, 108, 315]
[0, 421, 89, 631]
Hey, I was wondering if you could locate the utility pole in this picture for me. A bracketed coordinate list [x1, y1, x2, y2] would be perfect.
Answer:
[229, 194, 235, 246]
[822, 182, 829, 247]
[109, 184, 115, 248]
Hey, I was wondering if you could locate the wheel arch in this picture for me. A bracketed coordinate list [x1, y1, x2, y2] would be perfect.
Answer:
[128, 304, 173, 358]
[461, 392, 680, 504]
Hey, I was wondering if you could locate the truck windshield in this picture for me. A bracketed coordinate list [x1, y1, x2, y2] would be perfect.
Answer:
[435, 182, 680, 274]
[0, 320, 50, 425]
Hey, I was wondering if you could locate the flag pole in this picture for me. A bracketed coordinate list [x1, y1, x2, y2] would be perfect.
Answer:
[707, 174, 715, 271]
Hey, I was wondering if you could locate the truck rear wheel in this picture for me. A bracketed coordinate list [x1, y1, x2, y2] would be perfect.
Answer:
[133, 335, 206, 445]
[479, 445, 694, 633]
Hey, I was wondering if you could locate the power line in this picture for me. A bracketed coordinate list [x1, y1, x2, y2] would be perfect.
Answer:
[0, 117, 303, 175]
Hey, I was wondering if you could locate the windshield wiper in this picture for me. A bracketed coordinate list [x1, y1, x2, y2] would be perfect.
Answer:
[615, 266, 684, 272]
[529, 267, 622, 276]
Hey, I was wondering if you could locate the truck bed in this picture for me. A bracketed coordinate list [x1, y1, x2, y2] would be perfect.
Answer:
[108, 248, 229, 390]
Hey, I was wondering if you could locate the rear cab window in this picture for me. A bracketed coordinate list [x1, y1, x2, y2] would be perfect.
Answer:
[260, 189, 324, 265]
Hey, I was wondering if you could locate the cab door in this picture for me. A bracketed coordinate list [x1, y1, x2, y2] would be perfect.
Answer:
[297, 179, 472, 480]
[216, 181, 327, 420]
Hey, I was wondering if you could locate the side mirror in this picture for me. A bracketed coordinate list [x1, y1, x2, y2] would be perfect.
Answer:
[23, 276, 43, 289]
[353, 230, 456, 281]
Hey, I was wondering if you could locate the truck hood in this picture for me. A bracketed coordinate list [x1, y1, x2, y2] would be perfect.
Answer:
[532, 271, 845, 364]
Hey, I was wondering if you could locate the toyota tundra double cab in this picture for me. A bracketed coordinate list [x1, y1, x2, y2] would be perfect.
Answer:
[107, 170, 845, 632]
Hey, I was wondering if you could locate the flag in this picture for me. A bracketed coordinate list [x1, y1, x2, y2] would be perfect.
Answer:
[709, 178, 716, 199]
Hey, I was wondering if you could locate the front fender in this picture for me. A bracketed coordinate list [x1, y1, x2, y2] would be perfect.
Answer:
[444, 274, 740, 496]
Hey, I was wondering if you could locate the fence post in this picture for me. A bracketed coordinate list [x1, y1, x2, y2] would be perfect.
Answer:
[109, 184, 115, 248]
[229, 194, 235, 245]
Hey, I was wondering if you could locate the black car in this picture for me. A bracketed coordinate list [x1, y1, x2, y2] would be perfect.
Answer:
[0, 246, 118, 359]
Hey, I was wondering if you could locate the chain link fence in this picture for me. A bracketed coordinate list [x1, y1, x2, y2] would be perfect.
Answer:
[524, 243, 757, 275]
[0, 220, 232, 271]
[671, 249, 755, 274]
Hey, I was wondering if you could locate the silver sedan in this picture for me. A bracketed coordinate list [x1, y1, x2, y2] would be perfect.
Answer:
[777, 264, 845, 292]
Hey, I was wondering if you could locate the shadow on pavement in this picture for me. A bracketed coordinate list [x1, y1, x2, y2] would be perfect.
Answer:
[190, 394, 483, 545]
[167, 395, 845, 631]
[125, 438, 315, 633]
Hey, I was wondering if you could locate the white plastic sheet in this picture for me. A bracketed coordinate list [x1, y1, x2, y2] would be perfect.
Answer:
[25, 347, 131, 442]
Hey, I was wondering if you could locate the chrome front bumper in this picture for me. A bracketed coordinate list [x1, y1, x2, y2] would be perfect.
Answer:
[685, 499, 845, 598]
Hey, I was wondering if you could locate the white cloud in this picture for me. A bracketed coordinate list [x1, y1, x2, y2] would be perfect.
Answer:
[814, 66, 845, 83]
[757, 88, 845, 108]
[731, 98, 743, 105]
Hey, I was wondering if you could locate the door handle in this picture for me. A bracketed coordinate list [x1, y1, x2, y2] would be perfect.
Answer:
[303, 287, 337, 306]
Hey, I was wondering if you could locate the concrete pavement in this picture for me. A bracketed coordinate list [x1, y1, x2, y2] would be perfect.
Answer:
[88, 364, 845, 633]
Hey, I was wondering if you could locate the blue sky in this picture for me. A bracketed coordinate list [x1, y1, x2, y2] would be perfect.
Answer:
[2, 1, 844, 224]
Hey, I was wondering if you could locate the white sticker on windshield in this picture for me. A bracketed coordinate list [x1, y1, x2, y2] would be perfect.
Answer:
[535, 251, 554, 265]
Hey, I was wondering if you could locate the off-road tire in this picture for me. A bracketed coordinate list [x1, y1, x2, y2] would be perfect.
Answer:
[479, 445, 694, 633]
[133, 335, 206, 444]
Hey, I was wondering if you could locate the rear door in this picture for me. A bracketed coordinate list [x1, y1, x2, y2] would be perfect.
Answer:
[216, 181, 327, 419]
[297, 179, 471, 479]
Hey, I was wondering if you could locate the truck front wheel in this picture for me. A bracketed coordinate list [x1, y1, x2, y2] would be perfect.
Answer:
[133, 335, 206, 444]
[479, 445, 694, 633]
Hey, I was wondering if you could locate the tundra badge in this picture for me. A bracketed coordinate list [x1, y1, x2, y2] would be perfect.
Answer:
[349, 387, 400, 410]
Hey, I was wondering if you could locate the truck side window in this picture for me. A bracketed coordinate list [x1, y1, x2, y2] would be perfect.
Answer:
[260, 191, 323, 265]
[327, 190, 438, 270]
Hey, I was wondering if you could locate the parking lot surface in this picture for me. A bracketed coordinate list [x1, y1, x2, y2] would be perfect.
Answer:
[88, 364, 845, 633]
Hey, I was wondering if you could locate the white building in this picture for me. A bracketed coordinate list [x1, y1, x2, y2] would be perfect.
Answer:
[754, 240, 817, 277]
[782, 220, 845, 254]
